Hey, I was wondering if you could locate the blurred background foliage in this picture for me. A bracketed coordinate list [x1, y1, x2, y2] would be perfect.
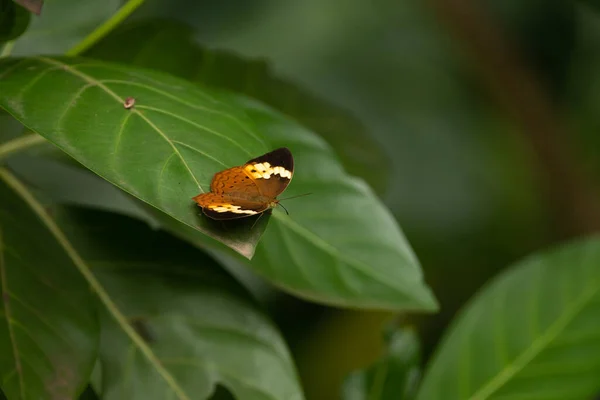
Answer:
[4, 0, 600, 399]
[131, 1, 596, 398]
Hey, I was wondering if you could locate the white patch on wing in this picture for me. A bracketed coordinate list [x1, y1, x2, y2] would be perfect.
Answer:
[208, 204, 258, 215]
[245, 163, 292, 180]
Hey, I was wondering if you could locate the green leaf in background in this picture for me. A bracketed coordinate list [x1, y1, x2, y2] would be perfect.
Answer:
[10, 0, 121, 55]
[0, 168, 98, 399]
[342, 327, 421, 400]
[416, 236, 600, 400]
[55, 207, 304, 400]
[0, 56, 273, 258]
[0, 0, 30, 44]
[85, 18, 391, 195]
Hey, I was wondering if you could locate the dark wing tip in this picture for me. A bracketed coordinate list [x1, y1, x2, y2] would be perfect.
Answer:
[247, 147, 294, 172]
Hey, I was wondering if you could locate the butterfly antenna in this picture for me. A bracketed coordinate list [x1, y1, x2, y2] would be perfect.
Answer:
[278, 203, 290, 215]
[250, 212, 265, 230]
[279, 192, 312, 201]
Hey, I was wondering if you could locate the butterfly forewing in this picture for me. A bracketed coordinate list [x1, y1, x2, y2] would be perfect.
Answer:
[210, 167, 261, 195]
[193, 148, 294, 220]
[242, 147, 294, 198]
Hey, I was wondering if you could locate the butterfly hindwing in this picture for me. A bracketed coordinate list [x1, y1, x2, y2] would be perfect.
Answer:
[193, 193, 268, 220]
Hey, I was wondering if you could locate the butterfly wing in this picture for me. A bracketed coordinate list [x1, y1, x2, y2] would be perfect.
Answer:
[242, 147, 294, 198]
[192, 148, 294, 220]
[209, 166, 261, 195]
[193, 193, 269, 220]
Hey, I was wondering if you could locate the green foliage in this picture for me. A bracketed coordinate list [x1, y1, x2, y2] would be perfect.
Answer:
[0, 169, 97, 399]
[0, 0, 30, 44]
[416, 236, 600, 400]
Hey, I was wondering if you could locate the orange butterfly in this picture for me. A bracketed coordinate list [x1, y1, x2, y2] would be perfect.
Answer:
[193, 148, 294, 220]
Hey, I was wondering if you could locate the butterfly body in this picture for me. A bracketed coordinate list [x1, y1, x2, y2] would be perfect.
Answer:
[193, 147, 294, 220]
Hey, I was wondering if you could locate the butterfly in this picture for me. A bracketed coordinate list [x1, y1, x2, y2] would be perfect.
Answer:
[193, 147, 294, 220]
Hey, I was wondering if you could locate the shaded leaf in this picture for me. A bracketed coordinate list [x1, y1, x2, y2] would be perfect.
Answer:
[0, 0, 30, 43]
[0, 56, 272, 258]
[86, 18, 391, 194]
[55, 207, 304, 400]
[0, 168, 97, 399]
[11, 0, 121, 55]
[417, 236, 600, 400]
[342, 326, 421, 400]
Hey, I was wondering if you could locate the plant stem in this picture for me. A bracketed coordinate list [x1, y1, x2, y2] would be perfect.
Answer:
[65, 0, 146, 56]
[429, 0, 600, 236]
[0, 134, 47, 161]
[0, 41, 15, 58]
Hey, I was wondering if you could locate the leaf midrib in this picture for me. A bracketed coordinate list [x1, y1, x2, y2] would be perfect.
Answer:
[35, 56, 204, 193]
[273, 213, 425, 304]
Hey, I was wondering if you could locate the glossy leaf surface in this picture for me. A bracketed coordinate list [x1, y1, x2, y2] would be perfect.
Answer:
[0, 56, 271, 258]
[0, 169, 97, 399]
[86, 18, 391, 194]
[55, 207, 304, 400]
[417, 236, 600, 400]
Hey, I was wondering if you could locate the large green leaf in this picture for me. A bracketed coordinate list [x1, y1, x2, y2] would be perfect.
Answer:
[55, 207, 304, 400]
[0, 56, 437, 310]
[11, 0, 122, 56]
[85, 18, 391, 195]
[417, 236, 600, 400]
[243, 101, 436, 310]
[342, 327, 421, 400]
[0, 168, 97, 399]
[144, 99, 437, 310]
[0, 56, 272, 258]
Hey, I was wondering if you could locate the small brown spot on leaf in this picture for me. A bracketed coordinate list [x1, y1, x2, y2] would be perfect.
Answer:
[124, 97, 136, 109]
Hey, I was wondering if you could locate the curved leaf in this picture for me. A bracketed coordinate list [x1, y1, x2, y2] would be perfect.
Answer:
[0, 168, 97, 399]
[241, 100, 437, 311]
[0, 1, 30, 43]
[144, 99, 437, 311]
[343, 327, 421, 400]
[0, 56, 272, 258]
[417, 236, 600, 400]
[0, 56, 437, 311]
[55, 207, 304, 400]
[85, 18, 391, 195]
